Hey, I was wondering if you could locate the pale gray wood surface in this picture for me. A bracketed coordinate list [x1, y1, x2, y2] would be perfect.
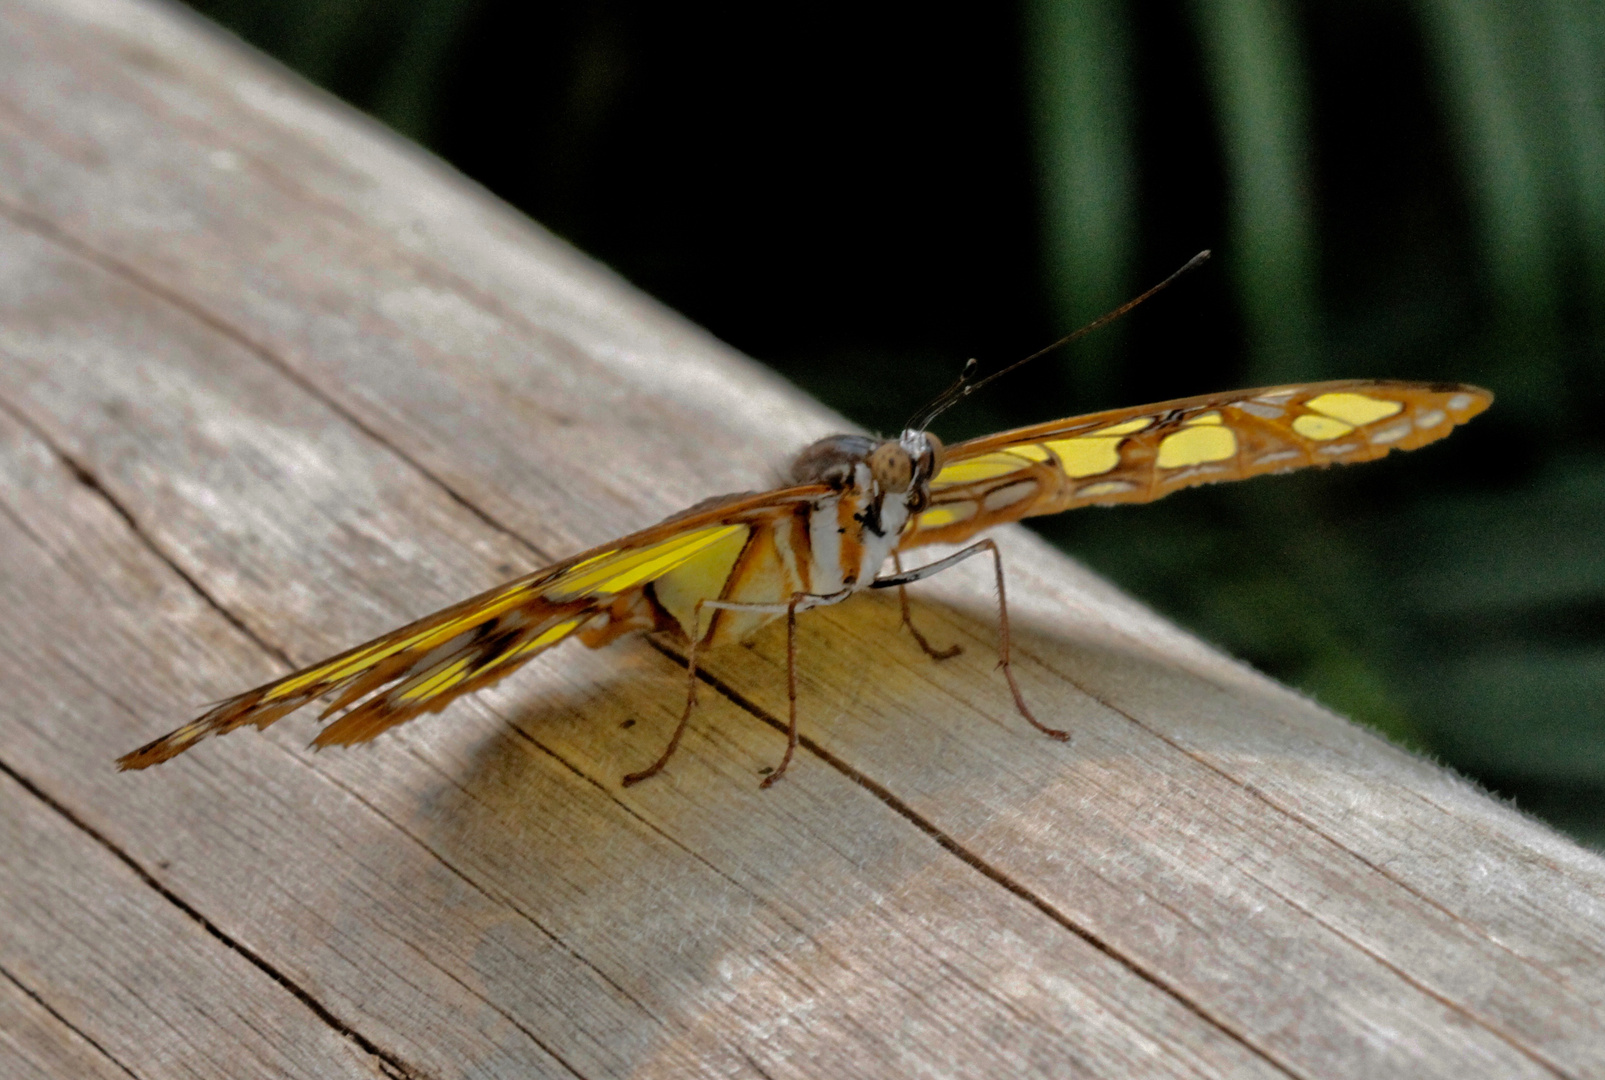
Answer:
[0, 0, 1601, 1077]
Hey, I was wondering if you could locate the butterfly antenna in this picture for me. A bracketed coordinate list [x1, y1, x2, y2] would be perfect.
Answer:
[907, 249, 1212, 430]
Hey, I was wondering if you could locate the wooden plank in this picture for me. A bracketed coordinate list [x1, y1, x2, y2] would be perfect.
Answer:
[0, 767, 386, 1080]
[0, 970, 133, 1080]
[0, 195, 1280, 1077]
[0, 0, 1601, 1076]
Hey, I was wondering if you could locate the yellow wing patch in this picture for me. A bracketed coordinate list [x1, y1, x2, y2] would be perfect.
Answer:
[1292, 414, 1354, 440]
[1093, 417, 1153, 435]
[1305, 392, 1402, 426]
[918, 503, 977, 528]
[1155, 425, 1236, 468]
[1043, 437, 1122, 478]
[933, 448, 1050, 485]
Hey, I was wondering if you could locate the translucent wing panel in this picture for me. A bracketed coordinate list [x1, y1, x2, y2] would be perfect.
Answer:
[904, 381, 1491, 549]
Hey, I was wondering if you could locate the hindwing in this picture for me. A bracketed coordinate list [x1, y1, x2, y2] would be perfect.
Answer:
[117, 485, 826, 768]
[902, 380, 1492, 549]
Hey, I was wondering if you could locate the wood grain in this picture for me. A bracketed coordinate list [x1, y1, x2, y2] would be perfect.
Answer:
[0, 967, 135, 1080]
[0, 0, 1601, 1077]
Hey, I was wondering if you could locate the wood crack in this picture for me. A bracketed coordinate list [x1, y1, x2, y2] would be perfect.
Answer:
[334, 740, 661, 1024]
[0, 175, 1294, 1079]
[1196, 667, 1591, 923]
[0, 757, 433, 1080]
[644, 638, 1306, 1080]
[736, 1047, 779, 1080]
[0, 196, 551, 567]
[1225, 847, 1574, 1079]
[0, 961, 142, 1080]
[1044, 656, 1580, 1075]
[0, 220, 835, 1044]
[2, 4, 1598, 1071]
[0, 306, 1560, 1075]
[0, 388, 649, 1069]
[0, 393, 292, 669]
[390, 934, 589, 1080]
[486, 708, 824, 948]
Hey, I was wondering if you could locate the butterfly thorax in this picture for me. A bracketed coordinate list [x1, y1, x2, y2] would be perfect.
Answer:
[787, 427, 943, 584]
[633, 430, 944, 648]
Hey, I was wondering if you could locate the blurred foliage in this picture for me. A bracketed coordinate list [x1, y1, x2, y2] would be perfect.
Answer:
[183, 0, 1605, 846]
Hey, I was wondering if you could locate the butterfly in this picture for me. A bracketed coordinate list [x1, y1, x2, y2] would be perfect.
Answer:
[117, 375, 1491, 786]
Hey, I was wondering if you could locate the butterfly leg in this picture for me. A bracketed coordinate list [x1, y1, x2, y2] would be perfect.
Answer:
[891, 552, 962, 660]
[700, 588, 851, 786]
[872, 540, 1069, 742]
[626, 590, 852, 787]
[759, 593, 807, 789]
[622, 602, 708, 786]
[977, 540, 1069, 742]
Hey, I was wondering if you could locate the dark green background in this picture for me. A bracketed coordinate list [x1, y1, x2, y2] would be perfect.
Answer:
[184, 0, 1605, 845]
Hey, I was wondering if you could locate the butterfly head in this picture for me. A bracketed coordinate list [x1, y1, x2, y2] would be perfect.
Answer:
[868, 429, 944, 513]
[790, 430, 944, 518]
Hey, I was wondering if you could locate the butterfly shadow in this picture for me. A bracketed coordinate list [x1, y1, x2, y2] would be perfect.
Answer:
[377, 584, 1421, 1070]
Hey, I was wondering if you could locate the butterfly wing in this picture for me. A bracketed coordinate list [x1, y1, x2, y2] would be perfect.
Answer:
[118, 484, 828, 768]
[902, 380, 1493, 550]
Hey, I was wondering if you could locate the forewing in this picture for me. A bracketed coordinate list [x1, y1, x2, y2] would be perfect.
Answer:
[118, 485, 827, 768]
[902, 380, 1492, 549]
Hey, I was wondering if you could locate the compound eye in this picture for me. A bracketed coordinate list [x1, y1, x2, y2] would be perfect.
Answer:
[867, 442, 914, 492]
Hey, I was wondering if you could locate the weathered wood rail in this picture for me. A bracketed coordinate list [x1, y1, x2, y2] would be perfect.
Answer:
[1, 0, 1602, 1076]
